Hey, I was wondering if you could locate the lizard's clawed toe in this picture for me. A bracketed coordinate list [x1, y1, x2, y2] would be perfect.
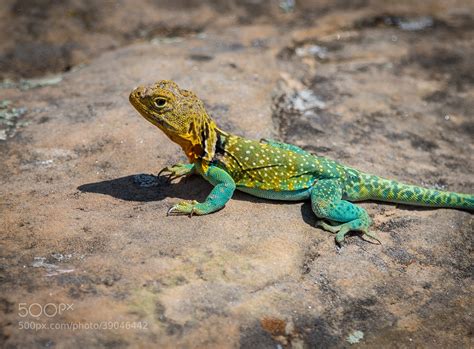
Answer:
[361, 231, 382, 245]
[316, 220, 341, 234]
[167, 200, 200, 216]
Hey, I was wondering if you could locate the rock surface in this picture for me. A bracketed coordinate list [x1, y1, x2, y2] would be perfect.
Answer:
[1, 1, 473, 348]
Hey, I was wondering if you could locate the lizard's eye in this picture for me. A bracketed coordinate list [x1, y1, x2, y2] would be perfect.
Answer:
[154, 98, 167, 108]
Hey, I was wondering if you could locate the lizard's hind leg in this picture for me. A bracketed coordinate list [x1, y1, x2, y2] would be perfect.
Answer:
[311, 179, 380, 244]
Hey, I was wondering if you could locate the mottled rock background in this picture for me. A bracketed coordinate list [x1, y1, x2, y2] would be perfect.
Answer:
[0, 0, 473, 348]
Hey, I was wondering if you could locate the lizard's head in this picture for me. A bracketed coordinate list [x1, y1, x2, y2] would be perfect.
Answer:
[129, 80, 219, 164]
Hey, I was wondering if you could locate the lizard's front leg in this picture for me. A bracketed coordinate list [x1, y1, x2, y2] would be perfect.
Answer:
[167, 165, 236, 216]
[158, 163, 195, 182]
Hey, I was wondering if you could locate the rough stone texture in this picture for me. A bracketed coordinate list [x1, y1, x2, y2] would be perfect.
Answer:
[1, 1, 473, 348]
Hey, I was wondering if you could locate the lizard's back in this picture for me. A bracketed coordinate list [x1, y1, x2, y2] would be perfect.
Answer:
[213, 134, 341, 192]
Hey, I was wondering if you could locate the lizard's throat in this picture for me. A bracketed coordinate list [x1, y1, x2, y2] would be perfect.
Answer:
[167, 132, 204, 163]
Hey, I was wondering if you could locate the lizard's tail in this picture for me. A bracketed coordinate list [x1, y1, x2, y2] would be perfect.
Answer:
[348, 173, 474, 210]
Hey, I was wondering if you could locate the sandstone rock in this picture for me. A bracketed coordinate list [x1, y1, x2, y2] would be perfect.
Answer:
[0, 1, 472, 348]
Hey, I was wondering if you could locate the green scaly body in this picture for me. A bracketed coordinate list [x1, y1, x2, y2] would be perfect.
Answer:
[213, 134, 473, 209]
[129, 80, 473, 244]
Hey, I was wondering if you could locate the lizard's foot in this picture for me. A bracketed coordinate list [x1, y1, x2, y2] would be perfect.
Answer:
[158, 164, 194, 183]
[167, 200, 204, 217]
[317, 220, 381, 245]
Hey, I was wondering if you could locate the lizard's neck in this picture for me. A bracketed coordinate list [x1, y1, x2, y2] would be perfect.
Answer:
[173, 116, 229, 171]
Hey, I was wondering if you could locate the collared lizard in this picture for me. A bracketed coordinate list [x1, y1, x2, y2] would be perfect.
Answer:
[129, 80, 473, 244]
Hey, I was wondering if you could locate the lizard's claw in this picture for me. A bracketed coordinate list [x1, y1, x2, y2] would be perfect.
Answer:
[360, 231, 382, 245]
[167, 200, 202, 217]
[158, 164, 192, 183]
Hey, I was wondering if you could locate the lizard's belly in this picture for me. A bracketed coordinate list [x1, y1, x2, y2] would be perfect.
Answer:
[237, 186, 312, 201]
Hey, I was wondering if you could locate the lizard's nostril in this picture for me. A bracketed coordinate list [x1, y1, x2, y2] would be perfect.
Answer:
[129, 87, 144, 103]
[131, 86, 147, 98]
